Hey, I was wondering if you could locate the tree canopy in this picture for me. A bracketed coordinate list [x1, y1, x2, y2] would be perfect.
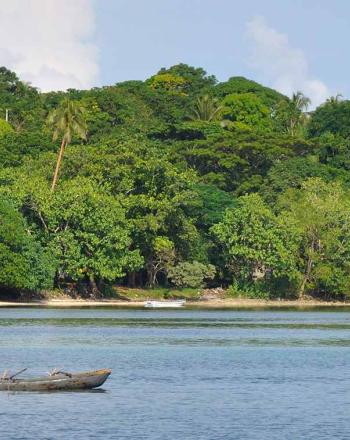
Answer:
[0, 63, 349, 300]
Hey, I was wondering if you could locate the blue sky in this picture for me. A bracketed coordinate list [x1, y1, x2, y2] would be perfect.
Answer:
[93, 0, 348, 107]
[0, 0, 348, 107]
[94, 0, 344, 86]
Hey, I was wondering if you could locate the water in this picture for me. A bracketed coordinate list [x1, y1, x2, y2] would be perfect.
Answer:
[0, 307, 350, 439]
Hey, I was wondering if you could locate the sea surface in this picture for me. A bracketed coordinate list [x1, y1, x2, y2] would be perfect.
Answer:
[0, 307, 350, 439]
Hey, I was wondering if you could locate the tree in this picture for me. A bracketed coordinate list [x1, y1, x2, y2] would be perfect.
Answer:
[173, 129, 313, 192]
[291, 91, 311, 112]
[17, 140, 202, 288]
[157, 64, 217, 95]
[189, 95, 222, 122]
[212, 194, 300, 295]
[260, 156, 350, 204]
[221, 93, 272, 131]
[279, 178, 350, 298]
[121, 152, 201, 286]
[0, 67, 42, 132]
[146, 236, 175, 287]
[0, 119, 13, 137]
[3, 63, 350, 300]
[48, 179, 142, 291]
[326, 94, 343, 104]
[317, 132, 350, 171]
[0, 131, 55, 169]
[6, 175, 143, 292]
[47, 99, 87, 191]
[189, 184, 237, 230]
[274, 91, 311, 136]
[86, 86, 155, 137]
[168, 261, 215, 288]
[214, 76, 286, 107]
[308, 99, 350, 138]
[148, 73, 187, 94]
[0, 197, 53, 292]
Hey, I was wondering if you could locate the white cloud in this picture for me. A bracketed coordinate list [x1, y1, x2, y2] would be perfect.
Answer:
[0, 0, 99, 91]
[246, 16, 330, 108]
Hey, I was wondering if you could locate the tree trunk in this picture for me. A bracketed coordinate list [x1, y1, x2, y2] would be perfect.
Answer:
[128, 271, 136, 288]
[88, 274, 100, 298]
[137, 271, 144, 287]
[51, 138, 66, 192]
[147, 264, 157, 288]
[299, 255, 313, 298]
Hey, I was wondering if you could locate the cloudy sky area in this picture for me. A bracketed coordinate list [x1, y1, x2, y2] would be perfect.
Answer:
[0, 0, 348, 107]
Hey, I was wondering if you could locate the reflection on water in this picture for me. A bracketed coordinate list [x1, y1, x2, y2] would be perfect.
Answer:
[0, 308, 350, 439]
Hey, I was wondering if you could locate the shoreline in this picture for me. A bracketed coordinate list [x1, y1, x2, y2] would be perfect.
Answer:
[0, 298, 350, 308]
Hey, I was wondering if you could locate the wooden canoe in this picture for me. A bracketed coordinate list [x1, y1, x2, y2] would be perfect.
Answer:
[0, 369, 111, 392]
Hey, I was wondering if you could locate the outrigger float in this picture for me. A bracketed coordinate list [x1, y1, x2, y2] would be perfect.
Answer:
[0, 368, 111, 391]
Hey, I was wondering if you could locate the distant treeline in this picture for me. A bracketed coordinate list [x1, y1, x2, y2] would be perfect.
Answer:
[0, 64, 350, 299]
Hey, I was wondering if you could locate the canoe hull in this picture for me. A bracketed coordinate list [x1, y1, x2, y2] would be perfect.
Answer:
[144, 300, 186, 308]
[0, 369, 111, 392]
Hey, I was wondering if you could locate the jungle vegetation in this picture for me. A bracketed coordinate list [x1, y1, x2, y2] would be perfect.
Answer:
[0, 64, 350, 300]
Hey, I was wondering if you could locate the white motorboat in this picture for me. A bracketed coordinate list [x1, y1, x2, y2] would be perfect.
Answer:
[144, 300, 186, 308]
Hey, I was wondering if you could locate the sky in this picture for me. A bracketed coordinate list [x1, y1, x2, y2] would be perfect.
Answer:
[0, 0, 348, 108]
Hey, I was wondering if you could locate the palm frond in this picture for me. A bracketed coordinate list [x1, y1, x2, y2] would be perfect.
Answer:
[189, 95, 222, 122]
[47, 98, 87, 144]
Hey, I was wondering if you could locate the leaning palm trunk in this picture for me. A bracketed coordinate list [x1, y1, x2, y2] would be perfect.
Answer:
[47, 99, 87, 192]
[51, 138, 66, 192]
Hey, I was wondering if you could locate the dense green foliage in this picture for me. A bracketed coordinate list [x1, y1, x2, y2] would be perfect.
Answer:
[0, 198, 53, 292]
[168, 261, 216, 288]
[212, 194, 300, 297]
[1, 64, 350, 299]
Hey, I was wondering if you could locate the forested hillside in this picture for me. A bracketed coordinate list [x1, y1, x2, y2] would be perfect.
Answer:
[1, 64, 350, 300]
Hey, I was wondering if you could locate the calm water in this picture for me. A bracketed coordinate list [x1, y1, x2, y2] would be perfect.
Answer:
[0, 308, 350, 439]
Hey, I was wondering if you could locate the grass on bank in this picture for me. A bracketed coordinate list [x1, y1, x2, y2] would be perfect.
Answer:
[114, 286, 202, 301]
[38, 286, 203, 301]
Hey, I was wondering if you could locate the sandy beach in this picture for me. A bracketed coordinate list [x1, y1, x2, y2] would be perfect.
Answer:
[0, 298, 349, 308]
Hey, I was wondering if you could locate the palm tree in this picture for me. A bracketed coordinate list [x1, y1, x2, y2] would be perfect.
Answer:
[47, 99, 87, 192]
[190, 95, 222, 122]
[326, 94, 343, 105]
[291, 91, 311, 112]
[286, 91, 311, 136]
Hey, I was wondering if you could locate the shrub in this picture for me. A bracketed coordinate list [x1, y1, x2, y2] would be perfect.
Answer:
[168, 261, 215, 288]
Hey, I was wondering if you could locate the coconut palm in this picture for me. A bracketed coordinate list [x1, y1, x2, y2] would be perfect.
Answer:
[47, 99, 87, 192]
[291, 91, 311, 112]
[326, 94, 343, 105]
[276, 91, 310, 136]
[190, 95, 222, 122]
[287, 91, 311, 136]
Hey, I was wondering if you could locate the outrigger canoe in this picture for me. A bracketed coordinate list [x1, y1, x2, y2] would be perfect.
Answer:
[0, 369, 111, 392]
